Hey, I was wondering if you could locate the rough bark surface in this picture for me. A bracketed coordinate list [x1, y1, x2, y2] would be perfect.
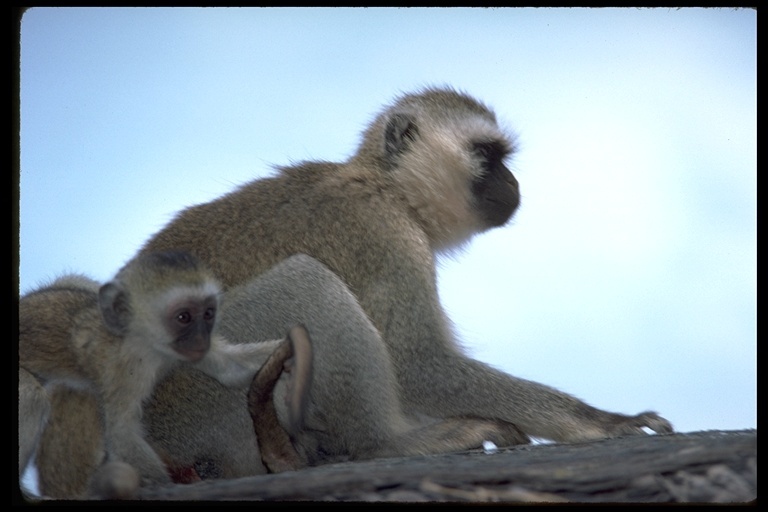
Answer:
[23, 429, 757, 503]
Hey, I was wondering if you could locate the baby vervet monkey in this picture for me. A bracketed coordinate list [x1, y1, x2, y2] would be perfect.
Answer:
[18, 250, 311, 498]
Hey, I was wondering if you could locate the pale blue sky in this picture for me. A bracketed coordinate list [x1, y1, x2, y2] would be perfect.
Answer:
[19, 7, 755, 487]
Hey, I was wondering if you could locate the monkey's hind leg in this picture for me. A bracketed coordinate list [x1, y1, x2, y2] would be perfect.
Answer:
[36, 388, 105, 499]
[248, 325, 313, 473]
[18, 367, 50, 478]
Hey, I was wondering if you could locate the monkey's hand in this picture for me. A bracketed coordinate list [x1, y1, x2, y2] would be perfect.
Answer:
[605, 411, 674, 437]
[120, 446, 173, 488]
[197, 336, 284, 388]
[88, 461, 140, 500]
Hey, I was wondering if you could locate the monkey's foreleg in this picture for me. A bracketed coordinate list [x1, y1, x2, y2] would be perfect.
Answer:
[103, 403, 173, 487]
[383, 417, 530, 458]
[248, 325, 313, 473]
[198, 336, 285, 387]
[407, 354, 674, 443]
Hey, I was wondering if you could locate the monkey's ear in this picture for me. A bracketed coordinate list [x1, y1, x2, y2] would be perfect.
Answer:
[384, 112, 419, 166]
[98, 282, 131, 335]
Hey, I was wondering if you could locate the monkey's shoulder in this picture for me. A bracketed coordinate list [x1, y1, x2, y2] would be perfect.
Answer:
[277, 160, 340, 183]
[189, 160, 413, 235]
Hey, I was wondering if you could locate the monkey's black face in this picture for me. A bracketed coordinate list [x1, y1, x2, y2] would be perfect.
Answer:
[166, 295, 217, 362]
[471, 141, 520, 228]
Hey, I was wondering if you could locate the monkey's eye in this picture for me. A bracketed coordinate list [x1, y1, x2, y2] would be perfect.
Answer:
[203, 307, 216, 321]
[472, 141, 507, 167]
[176, 311, 192, 324]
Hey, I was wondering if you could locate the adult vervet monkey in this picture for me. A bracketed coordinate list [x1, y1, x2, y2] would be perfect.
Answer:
[36, 87, 672, 490]
[19, 251, 310, 498]
[141, 86, 672, 441]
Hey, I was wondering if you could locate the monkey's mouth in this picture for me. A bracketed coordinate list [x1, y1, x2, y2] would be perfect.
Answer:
[181, 348, 209, 363]
[482, 196, 519, 227]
